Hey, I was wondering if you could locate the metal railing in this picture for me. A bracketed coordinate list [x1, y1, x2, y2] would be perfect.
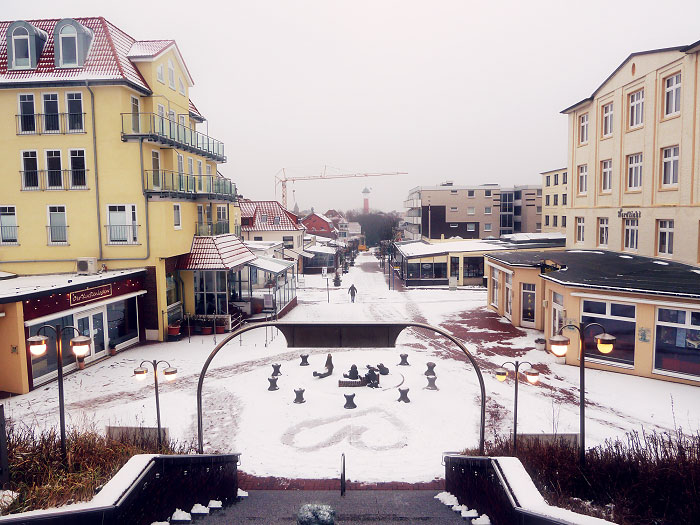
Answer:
[0, 225, 19, 245]
[121, 113, 226, 161]
[144, 170, 236, 199]
[105, 224, 140, 245]
[195, 221, 229, 236]
[16, 113, 86, 135]
[46, 225, 68, 245]
[20, 169, 89, 191]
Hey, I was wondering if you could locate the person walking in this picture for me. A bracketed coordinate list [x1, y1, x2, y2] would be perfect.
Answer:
[348, 284, 358, 303]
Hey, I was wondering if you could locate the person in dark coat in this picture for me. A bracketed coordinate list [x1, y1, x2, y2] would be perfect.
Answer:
[348, 284, 358, 303]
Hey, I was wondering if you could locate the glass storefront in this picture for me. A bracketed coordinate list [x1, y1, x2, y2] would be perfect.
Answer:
[194, 270, 228, 315]
[107, 297, 139, 346]
[582, 300, 636, 366]
[654, 308, 700, 377]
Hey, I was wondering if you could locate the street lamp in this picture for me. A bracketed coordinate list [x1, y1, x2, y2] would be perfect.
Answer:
[549, 322, 616, 467]
[133, 360, 177, 449]
[26, 325, 92, 461]
[495, 360, 540, 454]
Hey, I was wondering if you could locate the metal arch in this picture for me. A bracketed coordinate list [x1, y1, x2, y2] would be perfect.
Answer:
[196, 321, 487, 455]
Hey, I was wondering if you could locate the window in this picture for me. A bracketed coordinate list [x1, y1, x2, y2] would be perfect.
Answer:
[69, 149, 86, 189]
[485, 190, 491, 197]
[253, 236, 263, 241]
[177, 154, 184, 176]
[553, 194, 558, 206]
[562, 193, 567, 205]
[19, 94, 35, 133]
[579, 113, 588, 143]
[107, 204, 138, 244]
[168, 59, 175, 89]
[66, 93, 83, 131]
[552, 292, 565, 337]
[662, 146, 679, 186]
[12, 27, 30, 68]
[624, 219, 638, 250]
[484, 223, 492, 232]
[449, 223, 458, 228]
[562, 172, 567, 184]
[0, 206, 18, 244]
[151, 150, 161, 189]
[197, 160, 203, 176]
[576, 217, 584, 242]
[46, 150, 62, 189]
[490, 267, 499, 307]
[173, 203, 181, 229]
[130, 96, 140, 133]
[273, 216, 281, 225]
[545, 215, 550, 226]
[554, 173, 559, 185]
[553, 215, 558, 227]
[664, 73, 681, 116]
[194, 271, 228, 315]
[206, 164, 212, 176]
[536, 188, 542, 196]
[450, 190, 457, 195]
[546, 175, 551, 186]
[657, 220, 674, 256]
[562, 216, 566, 227]
[461, 257, 483, 278]
[627, 153, 642, 189]
[467, 190, 475, 197]
[59, 25, 77, 67]
[654, 308, 700, 377]
[582, 300, 636, 365]
[282, 236, 294, 249]
[188, 157, 194, 175]
[601, 160, 612, 192]
[536, 206, 542, 213]
[467, 207, 475, 215]
[602, 102, 613, 137]
[178, 77, 185, 95]
[467, 223, 476, 231]
[536, 222, 541, 230]
[598, 217, 608, 246]
[156, 64, 164, 83]
[48, 205, 67, 244]
[629, 89, 644, 127]
[485, 206, 492, 214]
[21, 151, 39, 190]
[217, 205, 228, 222]
[260, 214, 267, 223]
[450, 206, 457, 212]
[545, 195, 550, 206]
[578, 165, 588, 194]
[43, 94, 59, 133]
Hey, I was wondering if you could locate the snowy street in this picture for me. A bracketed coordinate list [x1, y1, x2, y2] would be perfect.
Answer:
[3, 252, 699, 482]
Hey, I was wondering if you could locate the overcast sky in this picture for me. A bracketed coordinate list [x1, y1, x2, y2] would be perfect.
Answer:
[7, 1, 700, 213]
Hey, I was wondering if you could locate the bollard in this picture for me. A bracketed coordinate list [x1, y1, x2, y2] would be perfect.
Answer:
[272, 363, 282, 376]
[294, 388, 306, 404]
[425, 376, 438, 390]
[268, 377, 279, 391]
[425, 362, 436, 376]
[377, 363, 389, 375]
[300, 354, 310, 366]
[343, 393, 357, 409]
[398, 353, 409, 366]
[397, 388, 410, 403]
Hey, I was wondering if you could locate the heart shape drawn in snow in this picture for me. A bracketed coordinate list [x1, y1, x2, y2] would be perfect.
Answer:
[281, 408, 409, 452]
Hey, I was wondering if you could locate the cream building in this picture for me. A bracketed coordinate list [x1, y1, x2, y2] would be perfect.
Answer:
[541, 168, 568, 234]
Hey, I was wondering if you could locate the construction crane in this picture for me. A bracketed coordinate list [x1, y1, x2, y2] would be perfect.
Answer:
[275, 166, 406, 209]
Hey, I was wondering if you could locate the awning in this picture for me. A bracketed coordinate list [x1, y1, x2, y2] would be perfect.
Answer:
[288, 248, 314, 258]
[306, 245, 336, 255]
[247, 256, 295, 275]
[178, 234, 256, 271]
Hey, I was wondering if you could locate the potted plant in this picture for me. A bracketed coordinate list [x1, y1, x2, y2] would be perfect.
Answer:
[215, 317, 227, 334]
[534, 337, 546, 351]
[108, 340, 117, 357]
[201, 318, 214, 335]
[333, 273, 342, 287]
[167, 320, 181, 337]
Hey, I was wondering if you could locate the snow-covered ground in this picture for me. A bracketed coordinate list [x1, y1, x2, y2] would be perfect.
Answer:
[3, 252, 699, 482]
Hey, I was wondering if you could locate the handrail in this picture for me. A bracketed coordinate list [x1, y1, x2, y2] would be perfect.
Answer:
[20, 169, 89, 191]
[16, 113, 86, 135]
[143, 170, 236, 198]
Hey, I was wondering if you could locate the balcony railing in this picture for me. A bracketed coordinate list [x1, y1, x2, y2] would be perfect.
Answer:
[105, 224, 140, 245]
[16, 113, 86, 135]
[121, 113, 226, 162]
[20, 169, 89, 191]
[195, 221, 230, 236]
[46, 225, 68, 245]
[0, 225, 19, 244]
[144, 170, 236, 200]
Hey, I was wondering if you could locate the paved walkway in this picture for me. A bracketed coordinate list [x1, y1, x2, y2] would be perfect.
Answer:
[200, 490, 465, 524]
[238, 471, 445, 490]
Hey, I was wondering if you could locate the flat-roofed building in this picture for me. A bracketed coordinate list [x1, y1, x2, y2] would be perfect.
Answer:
[541, 168, 568, 234]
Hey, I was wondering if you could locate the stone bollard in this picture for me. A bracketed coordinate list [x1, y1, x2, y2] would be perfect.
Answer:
[300, 354, 310, 366]
[272, 363, 282, 376]
[377, 363, 389, 375]
[424, 362, 436, 376]
[398, 353, 410, 366]
[397, 388, 410, 403]
[294, 388, 306, 404]
[343, 393, 357, 409]
[425, 376, 438, 390]
[268, 377, 279, 391]
[297, 503, 335, 525]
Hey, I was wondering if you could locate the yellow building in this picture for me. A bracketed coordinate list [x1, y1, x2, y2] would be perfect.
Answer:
[541, 168, 567, 234]
[0, 17, 241, 393]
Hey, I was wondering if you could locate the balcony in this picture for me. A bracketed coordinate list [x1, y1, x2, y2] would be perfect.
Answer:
[144, 170, 236, 201]
[20, 169, 89, 191]
[195, 221, 230, 236]
[403, 198, 421, 209]
[16, 113, 86, 135]
[46, 225, 68, 245]
[121, 113, 226, 162]
[105, 224, 140, 245]
[0, 225, 19, 245]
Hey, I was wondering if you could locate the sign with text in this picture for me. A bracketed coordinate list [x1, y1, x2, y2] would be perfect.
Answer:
[322, 267, 328, 278]
[263, 294, 274, 309]
[69, 284, 113, 306]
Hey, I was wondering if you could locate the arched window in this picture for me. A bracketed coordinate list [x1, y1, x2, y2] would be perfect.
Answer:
[12, 26, 30, 68]
[59, 24, 78, 66]
[168, 59, 175, 89]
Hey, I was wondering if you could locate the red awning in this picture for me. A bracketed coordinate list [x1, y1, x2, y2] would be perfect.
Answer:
[177, 234, 256, 271]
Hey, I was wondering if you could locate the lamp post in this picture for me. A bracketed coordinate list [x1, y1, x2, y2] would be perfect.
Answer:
[133, 360, 177, 449]
[549, 322, 616, 467]
[495, 360, 539, 454]
[26, 326, 92, 461]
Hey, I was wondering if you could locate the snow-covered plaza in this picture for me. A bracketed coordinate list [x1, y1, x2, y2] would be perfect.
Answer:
[3, 253, 699, 483]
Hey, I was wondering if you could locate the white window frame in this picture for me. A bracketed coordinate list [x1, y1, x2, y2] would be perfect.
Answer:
[601, 159, 612, 193]
[188, 157, 194, 176]
[156, 64, 164, 83]
[579, 113, 589, 144]
[552, 291, 565, 337]
[449, 223, 458, 228]
[490, 267, 499, 307]
[47, 204, 68, 245]
[12, 27, 30, 69]
[627, 153, 642, 190]
[467, 223, 476, 231]
[467, 207, 475, 215]
[42, 93, 60, 133]
[576, 217, 584, 243]
[661, 146, 679, 187]
[553, 215, 558, 227]
[653, 306, 700, 379]
[485, 206, 492, 215]
[602, 102, 613, 137]
[598, 217, 608, 247]
[545, 215, 549, 226]
[197, 160, 203, 176]
[107, 204, 138, 244]
[58, 25, 78, 68]
[545, 195, 550, 206]
[657, 219, 674, 256]
[178, 77, 185, 95]
[624, 219, 639, 251]
[21, 150, 39, 190]
[664, 73, 681, 117]
[45, 149, 63, 190]
[484, 223, 492, 232]
[65, 92, 83, 132]
[206, 164, 212, 176]
[177, 153, 184, 176]
[553, 194, 558, 206]
[450, 206, 457, 212]
[68, 148, 87, 189]
[578, 165, 588, 195]
[18, 93, 35, 133]
[173, 203, 181, 229]
[581, 299, 636, 367]
[217, 205, 228, 222]
[168, 59, 176, 89]
[0, 206, 18, 245]
[629, 89, 644, 128]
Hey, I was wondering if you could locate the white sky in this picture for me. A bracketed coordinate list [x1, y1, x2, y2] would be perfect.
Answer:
[6, 1, 700, 212]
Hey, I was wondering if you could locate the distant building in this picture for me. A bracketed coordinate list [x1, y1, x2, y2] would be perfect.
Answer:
[301, 212, 338, 239]
[541, 168, 568, 234]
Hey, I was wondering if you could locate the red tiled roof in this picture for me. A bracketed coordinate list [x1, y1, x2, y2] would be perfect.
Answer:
[127, 39, 174, 59]
[189, 98, 205, 120]
[177, 234, 256, 271]
[239, 200, 304, 232]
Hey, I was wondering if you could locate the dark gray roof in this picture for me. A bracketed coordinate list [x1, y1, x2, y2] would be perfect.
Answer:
[485, 250, 700, 299]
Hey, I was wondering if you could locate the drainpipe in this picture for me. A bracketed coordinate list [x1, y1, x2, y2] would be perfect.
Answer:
[85, 81, 103, 259]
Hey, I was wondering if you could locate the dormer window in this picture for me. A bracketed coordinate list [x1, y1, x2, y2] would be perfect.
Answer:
[59, 25, 78, 67]
[12, 27, 30, 68]
[261, 214, 268, 223]
[168, 59, 175, 89]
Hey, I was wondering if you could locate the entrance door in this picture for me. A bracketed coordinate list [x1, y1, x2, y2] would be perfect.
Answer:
[521, 283, 536, 327]
[504, 273, 513, 320]
[552, 292, 565, 336]
[76, 308, 107, 360]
